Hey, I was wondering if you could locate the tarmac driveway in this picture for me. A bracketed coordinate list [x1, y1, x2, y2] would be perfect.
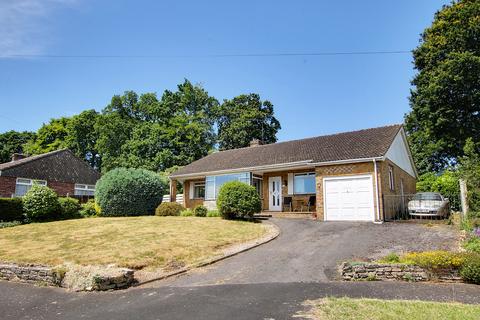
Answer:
[154, 218, 459, 287]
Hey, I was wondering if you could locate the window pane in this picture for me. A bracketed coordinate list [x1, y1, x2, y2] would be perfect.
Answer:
[15, 184, 30, 196]
[294, 173, 316, 194]
[17, 178, 31, 185]
[205, 177, 215, 200]
[205, 172, 251, 200]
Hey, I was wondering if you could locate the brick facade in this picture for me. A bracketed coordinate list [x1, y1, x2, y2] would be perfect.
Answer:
[0, 176, 16, 198]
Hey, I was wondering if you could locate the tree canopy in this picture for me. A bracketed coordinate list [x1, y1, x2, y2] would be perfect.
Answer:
[405, 0, 480, 173]
[0, 131, 36, 163]
[216, 93, 281, 150]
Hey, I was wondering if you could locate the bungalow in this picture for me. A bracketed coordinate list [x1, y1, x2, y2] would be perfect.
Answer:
[0, 149, 101, 198]
[169, 124, 417, 222]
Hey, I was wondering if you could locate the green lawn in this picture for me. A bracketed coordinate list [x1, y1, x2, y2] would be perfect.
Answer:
[301, 297, 480, 320]
[0, 216, 266, 271]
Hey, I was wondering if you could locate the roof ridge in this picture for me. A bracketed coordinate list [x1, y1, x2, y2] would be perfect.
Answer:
[0, 148, 69, 170]
[213, 124, 402, 154]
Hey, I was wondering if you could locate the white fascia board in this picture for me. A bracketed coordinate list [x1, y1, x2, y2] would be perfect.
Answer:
[170, 160, 314, 180]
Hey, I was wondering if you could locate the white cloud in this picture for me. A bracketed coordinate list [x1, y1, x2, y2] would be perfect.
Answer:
[0, 0, 78, 56]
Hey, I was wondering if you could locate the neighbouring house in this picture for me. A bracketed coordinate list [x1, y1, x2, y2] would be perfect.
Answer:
[169, 124, 417, 222]
[0, 149, 101, 198]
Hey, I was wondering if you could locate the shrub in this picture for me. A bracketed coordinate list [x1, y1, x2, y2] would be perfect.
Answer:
[155, 202, 184, 216]
[58, 197, 82, 219]
[0, 198, 24, 222]
[193, 205, 208, 217]
[79, 199, 98, 217]
[460, 254, 480, 284]
[379, 252, 400, 263]
[95, 168, 166, 216]
[23, 185, 59, 222]
[0, 221, 22, 229]
[206, 210, 221, 217]
[180, 209, 194, 217]
[216, 181, 261, 220]
[463, 236, 480, 253]
[400, 251, 466, 270]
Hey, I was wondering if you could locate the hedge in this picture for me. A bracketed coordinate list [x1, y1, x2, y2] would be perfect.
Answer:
[95, 167, 166, 216]
[216, 181, 261, 219]
[0, 198, 24, 222]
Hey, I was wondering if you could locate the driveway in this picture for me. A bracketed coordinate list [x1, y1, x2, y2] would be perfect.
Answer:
[152, 218, 459, 287]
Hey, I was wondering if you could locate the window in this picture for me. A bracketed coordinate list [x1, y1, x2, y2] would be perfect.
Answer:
[388, 165, 395, 191]
[252, 176, 263, 198]
[15, 178, 47, 197]
[205, 172, 251, 200]
[74, 184, 95, 196]
[294, 172, 315, 194]
[193, 182, 205, 199]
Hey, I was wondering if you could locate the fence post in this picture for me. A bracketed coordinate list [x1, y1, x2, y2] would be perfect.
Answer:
[459, 179, 469, 217]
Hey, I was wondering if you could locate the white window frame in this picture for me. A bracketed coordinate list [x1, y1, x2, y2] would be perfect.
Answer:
[293, 172, 316, 195]
[192, 182, 205, 199]
[15, 178, 47, 197]
[388, 165, 395, 191]
[74, 184, 96, 196]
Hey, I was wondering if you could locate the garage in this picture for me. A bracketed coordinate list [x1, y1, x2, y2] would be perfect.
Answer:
[323, 175, 375, 221]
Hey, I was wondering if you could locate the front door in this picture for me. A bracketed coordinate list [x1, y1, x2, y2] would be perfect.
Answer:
[268, 176, 282, 211]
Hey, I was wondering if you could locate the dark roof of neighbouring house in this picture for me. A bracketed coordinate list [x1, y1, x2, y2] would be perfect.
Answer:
[171, 124, 403, 177]
[0, 149, 101, 184]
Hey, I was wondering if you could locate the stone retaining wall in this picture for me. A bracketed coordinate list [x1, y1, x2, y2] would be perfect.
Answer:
[0, 263, 135, 291]
[0, 263, 64, 286]
[340, 262, 462, 283]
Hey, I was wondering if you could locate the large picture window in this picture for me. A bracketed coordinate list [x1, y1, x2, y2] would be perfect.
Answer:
[294, 172, 316, 194]
[15, 178, 47, 197]
[74, 184, 96, 196]
[205, 172, 250, 200]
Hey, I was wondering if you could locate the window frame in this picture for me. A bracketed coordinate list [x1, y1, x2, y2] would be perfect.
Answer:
[293, 172, 316, 195]
[192, 182, 206, 199]
[74, 183, 96, 196]
[388, 165, 395, 191]
[15, 178, 47, 197]
[205, 172, 251, 200]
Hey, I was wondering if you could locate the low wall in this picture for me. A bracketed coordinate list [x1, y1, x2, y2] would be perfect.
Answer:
[0, 263, 135, 291]
[340, 262, 462, 283]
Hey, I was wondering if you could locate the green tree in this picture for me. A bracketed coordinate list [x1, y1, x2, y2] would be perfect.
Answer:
[23, 117, 71, 155]
[459, 138, 480, 211]
[66, 109, 101, 169]
[216, 93, 281, 150]
[405, 0, 480, 173]
[0, 130, 36, 163]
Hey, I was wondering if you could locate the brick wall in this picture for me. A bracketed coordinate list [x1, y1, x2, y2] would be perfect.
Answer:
[0, 176, 16, 198]
[48, 181, 75, 197]
[315, 162, 378, 221]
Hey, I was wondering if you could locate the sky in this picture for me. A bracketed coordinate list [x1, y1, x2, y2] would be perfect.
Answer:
[0, 0, 449, 142]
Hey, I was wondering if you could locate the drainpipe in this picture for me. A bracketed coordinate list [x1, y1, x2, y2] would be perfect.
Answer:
[373, 159, 383, 224]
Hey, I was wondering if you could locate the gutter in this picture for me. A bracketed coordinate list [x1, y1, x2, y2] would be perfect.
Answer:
[373, 159, 383, 224]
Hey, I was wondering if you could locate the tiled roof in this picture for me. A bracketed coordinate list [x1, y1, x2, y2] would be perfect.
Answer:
[0, 149, 101, 184]
[171, 124, 402, 177]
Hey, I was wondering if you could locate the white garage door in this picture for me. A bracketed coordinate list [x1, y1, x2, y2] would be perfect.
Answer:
[324, 175, 375, 221]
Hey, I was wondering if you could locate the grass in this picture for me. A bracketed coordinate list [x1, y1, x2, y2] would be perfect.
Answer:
[300, 297, 480, 320]
[0, 216, 266, 270]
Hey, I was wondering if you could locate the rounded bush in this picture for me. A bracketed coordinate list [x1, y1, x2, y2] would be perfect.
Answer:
[23, 185, 59, 221]
[95, 168, 166, 216]
[217, 181, 261, 220]
[79, 199, 97, 217]
[193, 205, 208, 217]
[460, 254, 480, 284]
[58, 197, 81, 219]
[155, 202, 184, 216]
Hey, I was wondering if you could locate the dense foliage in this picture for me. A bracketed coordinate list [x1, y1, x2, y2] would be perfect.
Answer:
[216, 181, 262, 219]
[95, 168, 166, 216]
[0, 198, 24, 222]
[0, 131, 35, 164]
[79, 199, 98, 217]
[22, 185, 60, 221]
[193, 205, 208, 217]
[216, 94, 281, 150]
[416, 170, 460, 210]
[155, 202, 184, 216]
[460, 254, 480, 284]
[58, 197, 82, 219]
[405, 0, 480, 173]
